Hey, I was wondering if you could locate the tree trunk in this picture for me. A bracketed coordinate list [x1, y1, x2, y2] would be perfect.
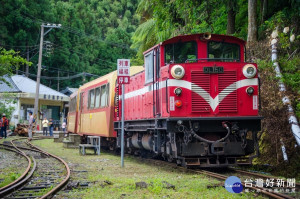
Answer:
[247, 0, 258, 44]
[262, 0, 267, 24]
[227, 0, 236, 34]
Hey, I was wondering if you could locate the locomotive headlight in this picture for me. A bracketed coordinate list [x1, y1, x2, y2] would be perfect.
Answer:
[171, 65, 185, 79]
[246, 86, 254, 95]
[243, 64, 257, 78]
[174, 87, 182, 96]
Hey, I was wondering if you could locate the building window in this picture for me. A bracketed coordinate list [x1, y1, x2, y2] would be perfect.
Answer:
[20, 104, 34, 120]
[145, 51, 154, 84]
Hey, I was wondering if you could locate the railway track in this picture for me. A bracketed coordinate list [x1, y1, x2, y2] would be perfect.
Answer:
[0, 138, 70, 199]
[134, 157, 299, 199]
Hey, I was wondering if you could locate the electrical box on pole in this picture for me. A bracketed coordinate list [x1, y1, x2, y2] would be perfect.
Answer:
[117, 59, 130, 167]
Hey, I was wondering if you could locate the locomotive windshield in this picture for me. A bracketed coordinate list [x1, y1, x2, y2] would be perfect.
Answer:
[207, 41, 240, 62]
[165, 41, 197, 64]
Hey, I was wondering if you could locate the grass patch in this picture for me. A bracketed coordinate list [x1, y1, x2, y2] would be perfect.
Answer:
[0, 172, 21, 188]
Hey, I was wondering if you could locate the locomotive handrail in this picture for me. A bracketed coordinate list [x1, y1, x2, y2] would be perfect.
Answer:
[166, 78, 169, 114]
[185, 58, 240, 63]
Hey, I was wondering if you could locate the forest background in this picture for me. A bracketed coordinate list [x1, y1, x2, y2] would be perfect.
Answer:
[0, 0, 300, 178]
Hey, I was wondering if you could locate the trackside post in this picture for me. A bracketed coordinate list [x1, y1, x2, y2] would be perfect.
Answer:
[117, 59, 130, 167]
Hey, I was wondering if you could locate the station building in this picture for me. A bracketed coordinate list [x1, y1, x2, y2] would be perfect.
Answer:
[0, 74, 69, 129]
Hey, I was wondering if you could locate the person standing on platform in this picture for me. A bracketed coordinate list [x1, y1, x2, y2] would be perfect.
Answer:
[49, 118, 54, 137]
[0, 114, 9, 139]
[42, 117, 49, 136]
[28, 111, 34, 141]
[62, 119, 67, 137]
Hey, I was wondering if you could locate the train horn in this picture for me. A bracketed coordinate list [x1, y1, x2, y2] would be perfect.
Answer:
[202, 32, 211, 40]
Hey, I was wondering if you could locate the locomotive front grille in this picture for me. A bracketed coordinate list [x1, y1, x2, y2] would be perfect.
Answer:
[191, 71, 210, 112]
[191, 70, 237, 113]
[218, 71, 237, 112]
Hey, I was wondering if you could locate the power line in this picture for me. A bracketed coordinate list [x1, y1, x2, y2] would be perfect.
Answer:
[51, 43, 115, 68]
[0, 43, 39, 48]
[17, 69, 98, 80]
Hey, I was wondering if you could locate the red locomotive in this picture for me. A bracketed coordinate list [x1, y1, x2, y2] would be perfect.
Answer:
[114, 33, 261, 167]
[68, 33, 261, 167]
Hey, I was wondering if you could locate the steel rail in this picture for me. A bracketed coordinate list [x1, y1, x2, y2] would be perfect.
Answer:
[231, 168, 300, 191]
[0, 139, 33, 197]
[1, 142, 45, 153]
[132, 157, 295, 199]
[27, 139, 71, 199]
[191, 169, 294, 199]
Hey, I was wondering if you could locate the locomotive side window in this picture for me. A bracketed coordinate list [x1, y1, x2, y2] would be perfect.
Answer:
[208, 41, 240, 62]
[95, 87, 101, 108]
[88, 89, 95, 109]
[145, 51, 154, 84]
[165, 41, 197, 64]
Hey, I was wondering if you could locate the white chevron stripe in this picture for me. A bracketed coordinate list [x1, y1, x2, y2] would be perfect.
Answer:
[123, 78, 258, 112]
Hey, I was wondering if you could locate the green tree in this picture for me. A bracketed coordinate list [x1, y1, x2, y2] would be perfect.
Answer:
[0, 93, 17, 121]
[0, 48, 31, 79]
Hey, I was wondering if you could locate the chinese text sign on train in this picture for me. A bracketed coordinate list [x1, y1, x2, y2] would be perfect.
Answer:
[117, 59, 130, 84]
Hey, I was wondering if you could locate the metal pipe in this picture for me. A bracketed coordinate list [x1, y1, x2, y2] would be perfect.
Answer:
[121, 84, 125, 167]
[271, 34, 300, 146]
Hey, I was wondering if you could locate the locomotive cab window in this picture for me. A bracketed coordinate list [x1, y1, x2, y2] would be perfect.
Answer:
[165, 41, 197, 64]
[208, 41, 240, 62]
[145, 51, 154, 84]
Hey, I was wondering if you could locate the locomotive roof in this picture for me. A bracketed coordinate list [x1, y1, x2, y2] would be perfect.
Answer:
[143, 33, 246, 55]
[163, 33, 245, 44]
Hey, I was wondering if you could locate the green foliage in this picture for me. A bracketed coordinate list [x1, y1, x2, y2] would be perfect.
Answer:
[0, 172, 21, 188]
[0, 0, 140, 90]
[279, 57, 300, 93]
[0, 48, 31, 78]
[0, 93, 17, 119]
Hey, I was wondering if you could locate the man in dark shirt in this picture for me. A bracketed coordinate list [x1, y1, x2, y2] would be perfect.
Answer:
[49, 118, 54, 137]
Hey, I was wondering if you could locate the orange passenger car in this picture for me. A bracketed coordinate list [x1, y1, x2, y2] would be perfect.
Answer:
[67, 66, 144, 145]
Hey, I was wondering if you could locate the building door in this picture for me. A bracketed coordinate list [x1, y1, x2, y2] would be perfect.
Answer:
[47, 106, 60, 120]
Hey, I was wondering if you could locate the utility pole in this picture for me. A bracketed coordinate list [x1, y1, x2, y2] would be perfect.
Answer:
[57, 71, 60, 91]
[26, 46, 29, 77]
[34, 23, 61, 121]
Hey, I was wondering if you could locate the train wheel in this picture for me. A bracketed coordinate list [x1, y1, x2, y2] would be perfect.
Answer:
[167, 155, 174, 163]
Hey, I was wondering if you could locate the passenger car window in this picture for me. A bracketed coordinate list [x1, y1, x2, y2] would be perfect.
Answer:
[100, 84, 109, 107]
[89, 89, 95, 109]
[95, 87, 100, 108]
[165, 41, 197, 64]
[208, 41, 240, 62]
